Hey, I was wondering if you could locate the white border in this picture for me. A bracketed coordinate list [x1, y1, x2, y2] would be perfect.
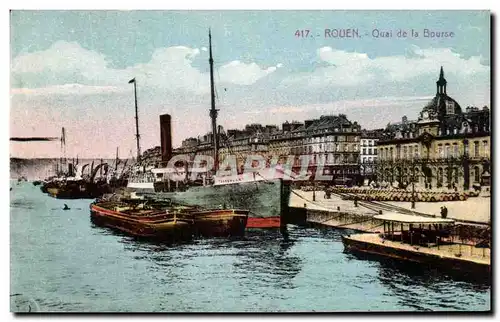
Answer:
[2, 1, 498, 321]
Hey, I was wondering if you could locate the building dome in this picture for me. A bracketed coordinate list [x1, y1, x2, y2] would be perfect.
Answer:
[419, 67, 462, 122]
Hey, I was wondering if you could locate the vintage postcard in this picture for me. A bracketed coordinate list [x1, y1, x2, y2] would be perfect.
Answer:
[10, 10, 491, 313]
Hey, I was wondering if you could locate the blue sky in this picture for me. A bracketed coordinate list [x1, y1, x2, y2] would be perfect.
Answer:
[10, 10, 491, 158]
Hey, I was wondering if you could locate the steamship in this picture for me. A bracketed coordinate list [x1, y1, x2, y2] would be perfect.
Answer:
[126, 31, 292, 228]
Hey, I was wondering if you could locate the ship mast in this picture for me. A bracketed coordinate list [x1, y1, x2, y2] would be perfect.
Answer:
[129, 78, 141, 162]
[115, 146, 119, 171]
[60, 127, 66, 176]
[209, 29, 219, 171]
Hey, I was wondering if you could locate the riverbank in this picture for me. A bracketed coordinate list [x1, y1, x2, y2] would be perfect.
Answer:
[289, 190, 490, 224]
[288, 189, 491, 244]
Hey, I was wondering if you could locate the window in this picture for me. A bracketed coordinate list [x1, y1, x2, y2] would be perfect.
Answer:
[453, 143, 458, 158]
[474, 141, 479, 157]
[414, 145, 419, 158]
[483, 141, 489, 157]
[474, 166, 480, 183]
[409, 146, 413, 158]
[446, 100, 455, 115]
[374, 148, 377, 155]
[445, 144, 450, 158]
[368, 148, 372, 155]
[438, 168, 444, 187]
[438, 144, 443, 158]
[363, 148, 367, 155]
[403, 146, 407, 159]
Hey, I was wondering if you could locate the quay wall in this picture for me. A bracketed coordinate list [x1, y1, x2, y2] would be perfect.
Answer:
[289, 208, 384, 233]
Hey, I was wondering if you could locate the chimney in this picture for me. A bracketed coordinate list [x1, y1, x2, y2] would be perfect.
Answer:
[160, 114, 172, 162]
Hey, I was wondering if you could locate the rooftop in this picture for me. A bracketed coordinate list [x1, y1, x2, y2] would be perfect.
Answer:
[374, 212, 455, 224]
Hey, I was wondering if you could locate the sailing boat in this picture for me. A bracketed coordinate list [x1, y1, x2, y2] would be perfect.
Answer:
[126, 30, 292, 228]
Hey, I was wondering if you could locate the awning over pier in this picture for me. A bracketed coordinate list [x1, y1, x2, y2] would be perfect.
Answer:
[374, 213, 455, 224]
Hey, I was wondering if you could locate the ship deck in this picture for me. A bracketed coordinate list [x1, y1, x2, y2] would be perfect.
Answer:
[345, 233, 490, 266]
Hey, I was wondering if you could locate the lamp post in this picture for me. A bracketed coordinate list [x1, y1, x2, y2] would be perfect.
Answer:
[411, 180, 416, 209]
[411, 161, 416, 209]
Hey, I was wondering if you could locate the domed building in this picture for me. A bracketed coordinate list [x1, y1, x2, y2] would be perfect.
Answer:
[376, 67, 490, 191]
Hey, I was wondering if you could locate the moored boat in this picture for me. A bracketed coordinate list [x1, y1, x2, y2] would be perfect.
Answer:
[134, 169, 291, 229]
[192, 209, 249, 237]
[90, 198, 249, 239]
[90, 201, 194, 242]
[125, 30, 292, 229]
[342, 213, 491, 276]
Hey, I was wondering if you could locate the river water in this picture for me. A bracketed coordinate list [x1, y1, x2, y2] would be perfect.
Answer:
[10, 182, 491, 312]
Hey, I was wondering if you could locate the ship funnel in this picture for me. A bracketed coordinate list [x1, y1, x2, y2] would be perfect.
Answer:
[160, 114, 172, 163]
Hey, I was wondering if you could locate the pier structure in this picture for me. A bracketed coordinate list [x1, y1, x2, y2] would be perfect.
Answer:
[342, 213, 490, 276]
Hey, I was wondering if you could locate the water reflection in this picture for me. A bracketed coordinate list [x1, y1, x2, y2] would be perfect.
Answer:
[231, 229, 302, 290]
[346, 252, 490, 311]
[97, 222, 304, 292]
[11, 182, 491, 312]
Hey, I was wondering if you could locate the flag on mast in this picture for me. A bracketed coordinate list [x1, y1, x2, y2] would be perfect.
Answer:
[128, 78, 135, 84]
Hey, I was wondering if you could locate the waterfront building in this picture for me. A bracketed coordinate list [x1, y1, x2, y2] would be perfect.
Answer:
[375, 67, 490, 190]
[173, 114, 362, 182]
[267, 114, 362, 182]
[360, 129, 384, 180]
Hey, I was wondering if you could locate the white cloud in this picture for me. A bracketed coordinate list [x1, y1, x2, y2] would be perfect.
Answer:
[12, 41, 108, 75]
[201, 47, 208, 52]
[218, 60, 278, 86]
[281, 46, 489, 88]
[11, 41, 277, 94]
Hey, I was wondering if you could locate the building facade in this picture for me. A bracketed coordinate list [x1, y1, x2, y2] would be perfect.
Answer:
[268, 115, 362, 182]
[360, 129, 384, 179]
[375, 67, 491, 190]
[173, 114, 362, 183]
